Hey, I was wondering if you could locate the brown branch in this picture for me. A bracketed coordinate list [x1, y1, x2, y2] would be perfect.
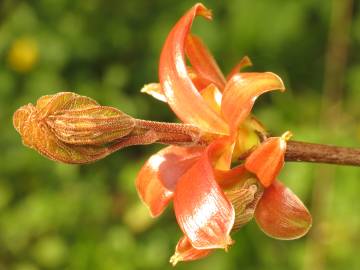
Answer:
[234, 140, 360, 166]
[285, 141, 360, 166]
[134, 120, 360, 166]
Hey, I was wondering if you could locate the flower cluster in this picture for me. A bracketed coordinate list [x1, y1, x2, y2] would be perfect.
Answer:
[136, 3, 311, 265]
[12, 2, 312, 266]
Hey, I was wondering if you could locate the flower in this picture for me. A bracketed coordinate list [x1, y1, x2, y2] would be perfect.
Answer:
[136, 3, 311, 265]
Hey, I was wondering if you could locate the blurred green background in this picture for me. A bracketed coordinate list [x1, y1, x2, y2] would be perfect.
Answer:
[1, 0, 359, 269]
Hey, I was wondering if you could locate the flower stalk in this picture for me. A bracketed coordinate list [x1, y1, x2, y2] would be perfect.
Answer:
[13, 94, 360, 166]
[109, 120, 360, 167]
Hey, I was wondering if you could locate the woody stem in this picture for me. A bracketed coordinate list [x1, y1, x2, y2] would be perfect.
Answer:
[284, 140, 360, 166]
[133, 120, 360, 166]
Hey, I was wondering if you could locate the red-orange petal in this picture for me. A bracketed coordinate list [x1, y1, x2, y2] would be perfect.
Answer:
[245, 136, 287, 187]
[187, 66, 212, 91]
[214, 165, 248, 189]
[221, 72, 285, 131]
[255, 181, 312, 240]
[169, 236, 212, 266]
[159, 3, 229, 134]
[226, 56, 253, 81]
[173, 139, 235, 249]
[136, 146, 204, 217]
[185, 34, 226, 90]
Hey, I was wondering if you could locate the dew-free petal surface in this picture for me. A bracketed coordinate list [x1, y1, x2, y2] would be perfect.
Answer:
[159, 3, 228, 134]
[255, 181, 312, 240]
[221, 72, 285, 131]
[173, 139, 234, 249]
[136, 146, 204, 217]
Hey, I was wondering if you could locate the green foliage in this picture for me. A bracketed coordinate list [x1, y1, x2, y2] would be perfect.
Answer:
[0, 0, 359, 269]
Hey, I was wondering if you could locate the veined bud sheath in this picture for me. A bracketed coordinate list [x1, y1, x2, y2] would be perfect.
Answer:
[225, 177, 264, 231]
[13, 92, 136, 164]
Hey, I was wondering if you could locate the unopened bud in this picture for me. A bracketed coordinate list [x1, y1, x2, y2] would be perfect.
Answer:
[13, 92, 136, 164]
[225, 177, 264, 231]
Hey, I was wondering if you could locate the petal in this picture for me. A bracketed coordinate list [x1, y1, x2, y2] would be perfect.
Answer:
[140, 83, 167, 102]
[221, 72, 285, 131]
[208, 134, 235, 171]
[185, 34, 226, 90]
[200, 84, 222, 114]
[187, 66, 211, 90]
[214, 140, 235, 170]
[169, 236, 212, 266]
[245, 133, 290, 187]
[159, 3, 229, 134]
[255, 181, 312, 240]
[214, 165, 248, 188]
[136, 146, 204, 217]
[173, 139, 235, 249]
[226, 56, 253, 81]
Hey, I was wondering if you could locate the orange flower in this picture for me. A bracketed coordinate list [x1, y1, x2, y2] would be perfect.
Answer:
[136, 3, 311, 265]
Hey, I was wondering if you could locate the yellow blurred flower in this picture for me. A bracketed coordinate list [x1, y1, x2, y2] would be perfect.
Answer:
[7, 37, 38, 73]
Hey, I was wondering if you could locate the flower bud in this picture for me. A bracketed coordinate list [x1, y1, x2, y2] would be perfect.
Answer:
[224, 177, 264, 231]
[13, 92, 136, 164]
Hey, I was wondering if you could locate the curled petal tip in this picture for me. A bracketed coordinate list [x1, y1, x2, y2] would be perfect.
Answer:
[242, 56, 252, 66]
[267, 72, 286, 92]
[226, 56, 253, 80]
[195, 3, 212, 20]
[221, 72, 286, 131]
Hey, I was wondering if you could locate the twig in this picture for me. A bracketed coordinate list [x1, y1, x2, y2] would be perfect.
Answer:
[285, 141, 360, 166]
[132, 120, 360, 166]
